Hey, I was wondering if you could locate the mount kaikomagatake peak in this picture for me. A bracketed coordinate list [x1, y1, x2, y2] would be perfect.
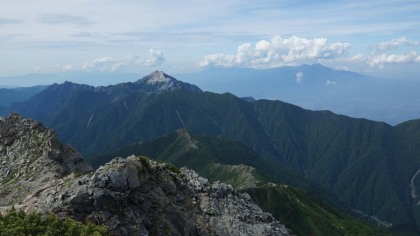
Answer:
[135, 70, 202, 93]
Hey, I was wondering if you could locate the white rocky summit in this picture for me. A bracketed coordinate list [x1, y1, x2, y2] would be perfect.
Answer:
[135, 71, 203, 93]
[145, 71, 172, 84]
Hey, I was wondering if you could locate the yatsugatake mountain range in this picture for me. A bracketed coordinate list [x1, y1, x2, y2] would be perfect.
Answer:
[0, 69, 419, 235]
[176, 64, 420, 125]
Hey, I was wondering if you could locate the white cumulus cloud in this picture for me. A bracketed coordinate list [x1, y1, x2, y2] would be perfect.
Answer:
[365, 37, 420, 68]
[199, 36, 351, 68]
[349, 53, 364, 62]
[143, 48, 165, 67]
[368, 51, 420, 68]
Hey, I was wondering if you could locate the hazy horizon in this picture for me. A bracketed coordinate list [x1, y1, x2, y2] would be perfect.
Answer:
[0, 63, 371, 87]
[0, 0, 419, 86]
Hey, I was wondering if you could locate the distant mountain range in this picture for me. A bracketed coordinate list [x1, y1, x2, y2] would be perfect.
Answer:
[0, 85, 48, 118]
[0, 64, 420, 125]
[177, 64, 420, 125]
[0, 85, 47, 107]
[0, 71, 140, 87]
[2, 64, 419, 125]
[4, 70, 419, 233]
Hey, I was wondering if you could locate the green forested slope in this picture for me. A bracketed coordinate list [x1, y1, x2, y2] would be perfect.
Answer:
[93, 130, 388, 235]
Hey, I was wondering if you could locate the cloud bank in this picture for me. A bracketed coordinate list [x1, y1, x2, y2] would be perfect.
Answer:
[38, 14, 92, 25]
[199, 36, 420, 71]
[199, 36, 351, 68]
[368, 52, 420, 68]
[38, 49, 165, 72]
[368, 37, 420, 68]
[374, 37, 420, 52]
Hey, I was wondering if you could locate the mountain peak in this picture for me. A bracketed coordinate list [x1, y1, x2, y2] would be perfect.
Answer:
[138, 71, 175, 84]
[145, 70, 171, 84]
[135, 71, 202, 93]
[50, 80, 94, 92]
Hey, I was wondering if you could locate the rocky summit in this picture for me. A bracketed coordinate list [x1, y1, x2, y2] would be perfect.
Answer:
[135, 70, 203, 93]
[0, 113, 92, 206]
[0, 113, 292, 236]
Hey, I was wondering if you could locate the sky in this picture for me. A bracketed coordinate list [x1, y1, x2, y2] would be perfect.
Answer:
[0, 0, 420, 85]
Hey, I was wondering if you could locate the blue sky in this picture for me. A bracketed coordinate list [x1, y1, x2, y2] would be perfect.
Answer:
[0, 0, 419, 84]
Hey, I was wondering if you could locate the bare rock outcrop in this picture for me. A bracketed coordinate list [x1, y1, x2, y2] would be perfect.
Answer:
[0, 113, 292, 235]
[0, 113, 92, 206]
[20, 156, 291, 235]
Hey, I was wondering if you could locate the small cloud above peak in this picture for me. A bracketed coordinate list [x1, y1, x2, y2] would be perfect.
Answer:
[144, 49, 165, 67]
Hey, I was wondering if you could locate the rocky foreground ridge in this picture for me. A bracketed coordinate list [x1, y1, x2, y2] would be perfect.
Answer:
[0, 113, 292, 236]
[0, 112, 92, 206]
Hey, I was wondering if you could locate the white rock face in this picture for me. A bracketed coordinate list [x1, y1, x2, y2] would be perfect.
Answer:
[0, 113, 92, 206]
[18, 156, 292, 236]
[145, 71, 172, 84]
[135, 71, 203, 93]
